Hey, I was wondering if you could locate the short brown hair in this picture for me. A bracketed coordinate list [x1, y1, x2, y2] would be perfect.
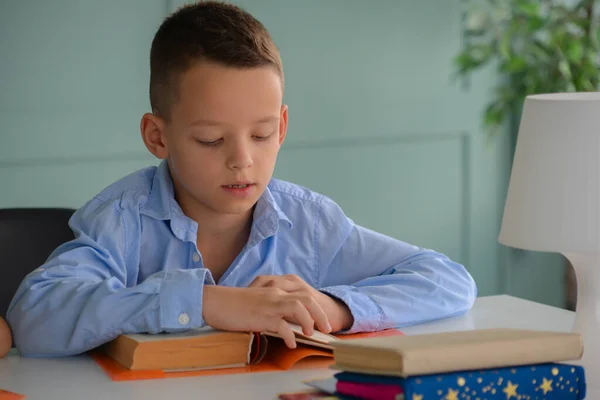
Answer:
[149, 0, 283, 119]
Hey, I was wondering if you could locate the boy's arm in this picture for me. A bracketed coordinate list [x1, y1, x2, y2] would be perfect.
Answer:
[6, 198, 209, 357]
[316, 196, 478, 333]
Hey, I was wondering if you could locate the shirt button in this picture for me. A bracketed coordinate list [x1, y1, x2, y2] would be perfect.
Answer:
[178, 313, 190, 326]
[192, 253, 200, 262]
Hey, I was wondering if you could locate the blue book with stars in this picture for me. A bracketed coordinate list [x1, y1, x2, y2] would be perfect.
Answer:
[332, 363, 585, 400]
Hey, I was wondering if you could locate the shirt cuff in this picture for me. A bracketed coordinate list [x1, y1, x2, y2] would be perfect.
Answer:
[319, 285, 383, 333]
[158, 268, 209, 330]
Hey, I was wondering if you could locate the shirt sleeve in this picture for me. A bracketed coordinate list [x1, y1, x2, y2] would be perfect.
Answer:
[6, 197, 209, 357]
[315, 196, 477, 333]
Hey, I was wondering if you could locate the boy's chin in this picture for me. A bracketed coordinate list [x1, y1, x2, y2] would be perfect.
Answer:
[210, 199, 258, 215]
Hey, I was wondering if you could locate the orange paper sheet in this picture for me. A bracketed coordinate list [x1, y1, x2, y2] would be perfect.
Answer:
[91, 329, 403, 382]
[0, 389, 25, 400]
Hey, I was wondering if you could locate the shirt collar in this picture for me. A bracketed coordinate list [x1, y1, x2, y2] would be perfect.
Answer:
[253, 182, 293, 235]
[141, 160, 292, 238]
[140, 160, 179, 221]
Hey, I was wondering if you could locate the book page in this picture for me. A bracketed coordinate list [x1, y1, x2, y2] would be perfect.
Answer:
[290, 323, 338, 344]
[263, 323, 338, 345]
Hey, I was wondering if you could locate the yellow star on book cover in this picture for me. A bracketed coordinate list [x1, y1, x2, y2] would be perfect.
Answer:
[412, 395, 423, 400]
[502, 381, 518, 398]
[444, 388, 459, 400]
[539, 378, 554, 394]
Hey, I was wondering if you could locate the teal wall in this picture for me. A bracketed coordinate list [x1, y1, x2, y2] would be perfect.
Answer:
[0, 1, 567, 307]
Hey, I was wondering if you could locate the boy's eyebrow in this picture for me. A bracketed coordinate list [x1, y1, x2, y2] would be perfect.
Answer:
[188, 116, 280, 127]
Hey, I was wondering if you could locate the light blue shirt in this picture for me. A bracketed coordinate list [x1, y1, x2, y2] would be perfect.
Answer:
[8, 161, 477, 356]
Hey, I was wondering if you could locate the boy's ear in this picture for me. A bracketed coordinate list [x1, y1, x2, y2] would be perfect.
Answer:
[278, 104, 288, 146]
[140, 113, 169, 159]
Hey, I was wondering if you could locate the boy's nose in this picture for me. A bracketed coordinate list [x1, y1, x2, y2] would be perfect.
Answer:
[227, 144, 253, 170]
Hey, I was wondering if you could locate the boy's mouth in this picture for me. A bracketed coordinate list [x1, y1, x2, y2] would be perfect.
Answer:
[221, 182, 256, 197]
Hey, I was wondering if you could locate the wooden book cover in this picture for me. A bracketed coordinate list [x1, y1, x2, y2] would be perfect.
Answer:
[331, 328, 583, 377]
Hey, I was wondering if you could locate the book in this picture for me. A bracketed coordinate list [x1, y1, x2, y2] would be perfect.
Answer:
[94, 324, 404, 381]
[331, 328, 583, 377]
[103, 323, 338, 371]
[339, 363, 585, 399]
[336, 380, 402, 400]
[305, 363, 586, 399]
[303, 377, 368, 400]
[0, 389, 26, 400]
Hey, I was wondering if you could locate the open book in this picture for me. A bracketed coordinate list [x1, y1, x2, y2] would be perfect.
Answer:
[93, 324, 402, 381]
[103, 323, 337, 371]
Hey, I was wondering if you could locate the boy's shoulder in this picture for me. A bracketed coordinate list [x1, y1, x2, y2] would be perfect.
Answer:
[267, 178, 326, 205]
[67, 165, 158, 236]
[267, 178, 347, 218]
[82, 165, 158, 214]
[267, 178, 353, 234]
[94, 166, 156, 201]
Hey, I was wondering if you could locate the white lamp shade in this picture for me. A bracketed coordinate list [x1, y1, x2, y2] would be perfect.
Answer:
[499, 92, 600, 253]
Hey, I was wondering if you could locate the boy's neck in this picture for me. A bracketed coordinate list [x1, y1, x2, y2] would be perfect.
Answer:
[167, 165, 254, 246]
[179, 204, 252, 283]
[192, 208, 253, 245]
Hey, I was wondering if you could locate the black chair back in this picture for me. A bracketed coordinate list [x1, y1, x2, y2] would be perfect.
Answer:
[0, 208, 75, 319]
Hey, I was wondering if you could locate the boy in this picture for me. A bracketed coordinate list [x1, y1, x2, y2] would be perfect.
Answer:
[7, 1, 476, 356]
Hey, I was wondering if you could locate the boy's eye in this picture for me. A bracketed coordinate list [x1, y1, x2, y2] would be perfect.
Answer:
[196, 138, 222, 147]
[253, 133, 274, 141]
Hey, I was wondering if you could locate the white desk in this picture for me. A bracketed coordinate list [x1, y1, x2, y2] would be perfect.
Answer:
[0, 295, 575, 400]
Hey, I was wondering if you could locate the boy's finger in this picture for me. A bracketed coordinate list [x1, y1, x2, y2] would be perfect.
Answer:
[302, 296, 332, 334]
[276, 319, 296, 349]
[286, 300, 315, 337]
[272, 279, 303, 292]
[253, 277, 304, 293]
[249, 275, 274, 287]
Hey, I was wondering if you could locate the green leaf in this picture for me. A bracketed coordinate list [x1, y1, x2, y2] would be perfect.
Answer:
[499, 30, 512, 60]
[527, 42, 551, 63]
[483, 101, 508, 130]
[527, 16, 546, 31]
[496, 86, 519, 104]
[576, 77, 595, 91]
[550, 29, 568, 47]
[565, 41, 584, 63]
[503, 56, 528, 73]
[515, 1, 540, 17]
[454, 53, 476, 74]
[454, 44, 494, 73]
[558, 59, 573, 79]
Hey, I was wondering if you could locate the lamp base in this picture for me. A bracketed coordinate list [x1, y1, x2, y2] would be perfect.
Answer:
[565, 253, 600, 395]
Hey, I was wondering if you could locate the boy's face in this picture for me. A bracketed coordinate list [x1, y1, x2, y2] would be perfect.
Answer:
[142, 62, 288, 218]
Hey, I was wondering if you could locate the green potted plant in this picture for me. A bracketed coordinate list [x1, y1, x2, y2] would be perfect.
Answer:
[454, 0, 600, 311]
[454, 0, 600, 141]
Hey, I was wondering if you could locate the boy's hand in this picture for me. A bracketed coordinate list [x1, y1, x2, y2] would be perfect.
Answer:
[202, 285, 331, 348]
[249, 274, 354, 333]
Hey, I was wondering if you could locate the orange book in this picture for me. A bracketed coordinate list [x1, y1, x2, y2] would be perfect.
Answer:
[0, 389, 25, 400]
[91, 324, 402, 381]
